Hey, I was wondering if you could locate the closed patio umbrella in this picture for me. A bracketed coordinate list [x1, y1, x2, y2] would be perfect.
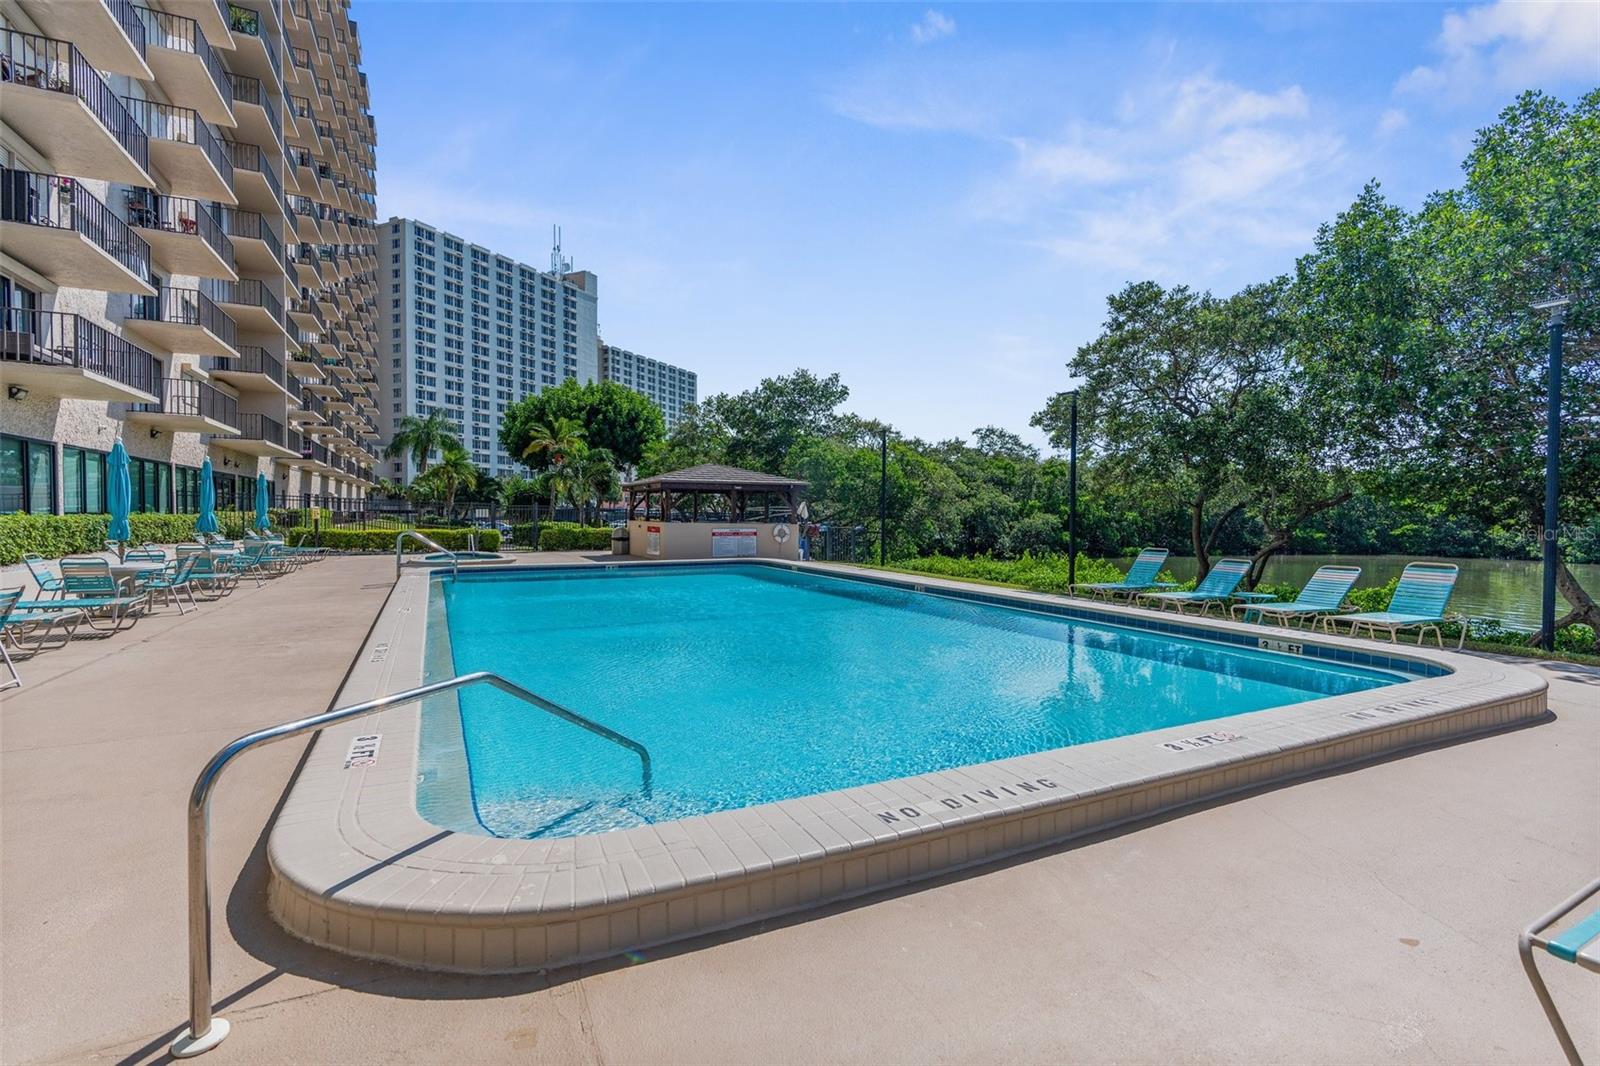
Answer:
[107, 440, 132, 559]
[254, 472, 271, 532]
[196, 456, 219, 535]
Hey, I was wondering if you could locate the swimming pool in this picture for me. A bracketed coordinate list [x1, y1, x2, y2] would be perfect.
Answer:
[420, 565, 1405, 838]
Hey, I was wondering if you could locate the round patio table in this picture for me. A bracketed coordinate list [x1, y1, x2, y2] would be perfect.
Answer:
[108, 561, 165, 591]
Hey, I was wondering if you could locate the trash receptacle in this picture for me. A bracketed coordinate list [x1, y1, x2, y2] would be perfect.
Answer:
[611, 526, 630, 556]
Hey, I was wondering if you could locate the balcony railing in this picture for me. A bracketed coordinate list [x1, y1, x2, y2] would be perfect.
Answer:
[227, 4, 281, 82]
[202, 344, 284, 387]
[106, 0, 150, 59]
[121, 98, 233, 186]
[129, 286, 236, 347]
[300, 437, 329, 465]
[0, 310, 160, 395]
[226, 72, 281, 144]
[0, 30, 150, 174]
[1, 169, 154, 282]
[206, 277, 283, 324]
[130, 376, 239, 427]
[289, 94, 312, 122]
[133, 7, 231, 108]
[124, 189, 233, 270]
[290, 45, 310, 73]
[214, 204, 284, 265]
[221, 141, 284, 204]
[299, 389, 327, 419]
[236, 411, 286, 447]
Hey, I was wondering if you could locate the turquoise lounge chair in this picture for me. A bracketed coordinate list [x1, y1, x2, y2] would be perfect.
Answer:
[1139, 558, 1251, 616]
[1321, 562, 1463, 649]
[1231, 565, 1362, 627]
[0, 587, 87, 690]
[1520, 876, 1600, 1065]
[45, 558, 149, 631]
[22, 554, 64, 599]
[176, 544, 239, 597]
[1072, 548, 1177, 601]
[136, 554, 202, 613]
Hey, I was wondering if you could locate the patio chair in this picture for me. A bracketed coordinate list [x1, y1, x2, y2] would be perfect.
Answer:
[22, 554, 64, 599]
[176, 544, 239, 597]
[124, 547, 167, 564]
[135, 554, 202, 614]
[1320, 562, 1463, 649]
[1519, 877, 1600, 1065]
[0, 587, 87, 690]
[1139, 558, 1251, 616]
[1071, 548, 1177, 601]
[222, 542, 288, 586]
[1231, 565, 1363, 627]
[38, 558, 150, 631]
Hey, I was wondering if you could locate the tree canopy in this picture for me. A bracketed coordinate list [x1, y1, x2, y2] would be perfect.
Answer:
[499, 379, 665, 471]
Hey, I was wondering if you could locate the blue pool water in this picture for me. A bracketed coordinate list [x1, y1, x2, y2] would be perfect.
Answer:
[418, 566, 1405, 838]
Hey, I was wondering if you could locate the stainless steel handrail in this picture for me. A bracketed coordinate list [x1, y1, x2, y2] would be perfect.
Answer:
[395, 528, 456, 579]
[171, 670, 653, 1057]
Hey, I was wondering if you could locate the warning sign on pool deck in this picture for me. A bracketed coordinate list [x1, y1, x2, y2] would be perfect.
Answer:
[344, 733, 381, 769]
[711, 527, 759, 557]
[646, 524, 661, 556]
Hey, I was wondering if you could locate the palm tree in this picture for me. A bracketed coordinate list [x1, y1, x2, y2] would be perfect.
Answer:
[415, 444, 477, 517]
[569, 447, 619, 525]
[385, 410, 461, 477]
[520, 416, 586, 469]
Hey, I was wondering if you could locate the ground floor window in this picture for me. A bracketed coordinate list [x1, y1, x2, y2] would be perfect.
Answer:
[174, 465, 201, 514]
[0, 434, 54, 514]
[129, 457, 171, 513]
[62, 445, 108, 514]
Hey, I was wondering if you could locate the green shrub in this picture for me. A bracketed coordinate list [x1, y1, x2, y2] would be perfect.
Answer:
[284, 527, 501, 553]
[509, 522, 539, 547]
[537, 522, 613, 551]
[1346, 578, 1399, 613]
[0, 510, 306, 563]
[883, 553, 1127, 594]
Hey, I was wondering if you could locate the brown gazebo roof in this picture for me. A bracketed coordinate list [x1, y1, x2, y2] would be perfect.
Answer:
[622, 464, 808, 492]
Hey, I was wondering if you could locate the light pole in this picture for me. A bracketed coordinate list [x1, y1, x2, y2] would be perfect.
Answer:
[1067, 391, 1079, 587]
[1534, 296, 1570, 651]
[879, 427, 888, 566]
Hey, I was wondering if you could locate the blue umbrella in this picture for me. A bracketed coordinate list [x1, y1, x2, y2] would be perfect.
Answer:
[254, 472, 271, 531]
[196, 456, 219, 534]
[107, 440, 132, 548]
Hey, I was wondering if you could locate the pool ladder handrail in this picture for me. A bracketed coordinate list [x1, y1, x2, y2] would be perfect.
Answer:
[396, 528, 457, 580]
[171, 670, 653, 1058]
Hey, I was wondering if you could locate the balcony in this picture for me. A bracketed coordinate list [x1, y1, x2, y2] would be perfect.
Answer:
[0, 170, 156, 294]
[298, 436, 331, 469]
[202, 345, 287, 394]
[226, 73, 282, 152]
[15, 0, 151, 79]
[285, 241, 321, 288]
[0, 31, 153, 186]
[292, 388, 329, 427]
[221, 141, 285, 221]
[287, 45, 312, 87]
[0, 310, 160, 402]
[125, 286, 238, 358]
[124, 190, 236, 281]
[214, 205, 285, 277]
[227, 4, 283, 89]
[232, 411, 297, 457]
[286, 339, 327, 381]
[207, 277, 286, 336]
[133, 7, 233, 126]
[126, 376, 239, 433]
[164, 0, 234, 54]
[122, 98, 236, 205]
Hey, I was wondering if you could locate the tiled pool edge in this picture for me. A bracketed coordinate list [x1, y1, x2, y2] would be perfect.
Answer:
[266, 560, 1550, 974]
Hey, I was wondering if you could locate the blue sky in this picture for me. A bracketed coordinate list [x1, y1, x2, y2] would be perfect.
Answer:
[359, 1, 1598, 449]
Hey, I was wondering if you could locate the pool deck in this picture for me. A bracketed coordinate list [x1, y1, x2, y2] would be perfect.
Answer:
[2, 554, 1597, 1063]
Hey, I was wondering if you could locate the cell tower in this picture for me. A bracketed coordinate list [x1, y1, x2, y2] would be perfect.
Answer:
[550, 224, 572, 275]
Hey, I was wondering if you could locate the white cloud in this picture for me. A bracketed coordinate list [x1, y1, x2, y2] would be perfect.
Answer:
[1165, 74, 1309, 133]
[911, 9, 956, 45]
[1398, 0, 1600, 96]
[1376, 108, 1409, 137]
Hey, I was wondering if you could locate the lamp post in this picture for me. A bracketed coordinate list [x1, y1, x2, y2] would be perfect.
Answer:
[879, 427, 888, 566]
[1067, 390, 1079, 588]
[1534, 296, 1570, 651]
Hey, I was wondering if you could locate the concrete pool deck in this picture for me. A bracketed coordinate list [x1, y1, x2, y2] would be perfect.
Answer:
[2, 555, 1597, 1063]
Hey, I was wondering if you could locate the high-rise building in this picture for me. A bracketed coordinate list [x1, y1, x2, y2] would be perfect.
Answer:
[0, 0, 381, 517]
[598, 341, 697, 429]
[377, 218, 599, 481]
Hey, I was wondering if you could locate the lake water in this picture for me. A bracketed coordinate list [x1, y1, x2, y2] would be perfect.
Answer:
[1114, 554, 1599, 631]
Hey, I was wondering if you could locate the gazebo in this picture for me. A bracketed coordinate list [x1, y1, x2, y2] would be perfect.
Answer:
[620, 464, 809, 560]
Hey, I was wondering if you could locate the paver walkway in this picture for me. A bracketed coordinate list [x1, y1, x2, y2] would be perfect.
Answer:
[2, 557, 1596, 1064]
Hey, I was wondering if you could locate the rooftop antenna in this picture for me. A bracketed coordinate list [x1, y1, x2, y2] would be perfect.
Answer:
[551, 224, 572, 275]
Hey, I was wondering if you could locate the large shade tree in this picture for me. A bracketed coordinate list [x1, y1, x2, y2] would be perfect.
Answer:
[499, 379, 665, 472]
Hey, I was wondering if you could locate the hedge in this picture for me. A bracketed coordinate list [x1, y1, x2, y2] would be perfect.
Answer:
[0, 510, 306, 564]
[509, 522, 539, 547]
[537, 522, 613, 551]
[284, 527, 501, 553]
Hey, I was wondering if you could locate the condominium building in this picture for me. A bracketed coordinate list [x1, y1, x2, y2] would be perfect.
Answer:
[0, 0, 380, 517]
[377, 218, 599, 481]
[598, 341, 697, 429]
